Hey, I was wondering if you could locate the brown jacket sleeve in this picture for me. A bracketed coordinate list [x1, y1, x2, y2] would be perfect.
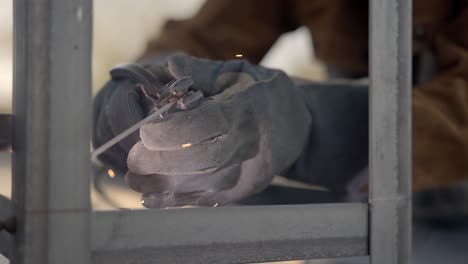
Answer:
[140, 0, 297, 63]
[413, 3, 468, 191]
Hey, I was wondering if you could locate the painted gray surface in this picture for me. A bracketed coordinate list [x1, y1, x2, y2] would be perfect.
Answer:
[91, 204, 368, 263]
[12, 0, 92, 263]
[369, 0, 412, 263]
[306, 222, 468, 264]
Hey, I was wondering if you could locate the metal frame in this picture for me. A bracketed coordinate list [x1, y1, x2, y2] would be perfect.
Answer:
[0, 0, 412, 263]
[369, 0, 412, 263]
[91, 204, 368, 263]
[11, 0, 92, 263]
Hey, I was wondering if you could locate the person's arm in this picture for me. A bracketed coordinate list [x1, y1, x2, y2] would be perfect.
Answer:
[140, 0, 297, 63]
[412, 4, 468, 191]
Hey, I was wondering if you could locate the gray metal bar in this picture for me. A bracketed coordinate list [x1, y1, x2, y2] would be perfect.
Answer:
[12, 0, 92, 263]
[91, 203, 368, 264]
[369, 0, 412, 263]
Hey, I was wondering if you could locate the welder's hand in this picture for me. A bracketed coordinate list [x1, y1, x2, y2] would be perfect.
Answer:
[124, 55, 312, 208]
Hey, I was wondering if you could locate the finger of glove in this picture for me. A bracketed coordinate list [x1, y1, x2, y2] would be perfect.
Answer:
[106, 80, 145, 151]
[140, 100, 232, 151]
[167, 54, 251, 96]
[125, 163, 240, 194]
[129, 122, 258, 175]
[141, 88, 259, 153]
[143, 63, 173, 84]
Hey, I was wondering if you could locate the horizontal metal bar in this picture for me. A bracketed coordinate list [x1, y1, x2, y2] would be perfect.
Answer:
[91, 203, 368, 264]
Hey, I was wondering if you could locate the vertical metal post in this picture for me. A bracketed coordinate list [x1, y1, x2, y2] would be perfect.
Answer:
[12, 0, 92, 263]
[369, 0, 412, 263]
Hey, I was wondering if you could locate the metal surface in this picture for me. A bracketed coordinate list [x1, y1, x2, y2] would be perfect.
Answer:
[12, 0, 92, 263]
[91, 203, 368, 264]
[369, 0, 412, 263]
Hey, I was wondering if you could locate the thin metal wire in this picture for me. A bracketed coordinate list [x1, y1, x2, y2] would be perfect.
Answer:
[90, 101, 175, 164]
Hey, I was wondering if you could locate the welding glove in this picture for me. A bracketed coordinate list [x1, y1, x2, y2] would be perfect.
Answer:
[126, 55, 313, 207]
[92, 54, 311, 207]
[93, 54, 369, 208]
[283, 81, 369, 200]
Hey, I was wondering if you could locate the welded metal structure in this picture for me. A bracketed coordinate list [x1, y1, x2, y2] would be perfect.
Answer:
[0, 0, 412, 263]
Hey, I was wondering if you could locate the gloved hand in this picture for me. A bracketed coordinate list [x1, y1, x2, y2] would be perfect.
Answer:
[93, 54, 312, 208]
[284, 80, 369, 200]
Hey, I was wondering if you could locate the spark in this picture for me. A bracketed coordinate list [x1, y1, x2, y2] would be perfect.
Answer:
[182, 143, 192, 148]
[107, 169, 116, 178]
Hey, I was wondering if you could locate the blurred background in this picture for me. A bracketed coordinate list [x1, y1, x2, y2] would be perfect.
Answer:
[0, 0, 325, 114]
[1, 1, 468, 264]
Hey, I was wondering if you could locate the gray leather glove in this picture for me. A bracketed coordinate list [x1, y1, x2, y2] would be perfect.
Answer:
[130, 55, 313, 207]
[285, 81, 369, 198]
[93, 54, 312, 208]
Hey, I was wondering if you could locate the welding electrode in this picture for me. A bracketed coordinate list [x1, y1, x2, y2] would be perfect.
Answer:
[92, 64, 204, 163]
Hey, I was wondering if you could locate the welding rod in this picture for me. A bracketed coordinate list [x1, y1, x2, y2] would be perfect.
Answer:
[91, 101, 175, 163]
